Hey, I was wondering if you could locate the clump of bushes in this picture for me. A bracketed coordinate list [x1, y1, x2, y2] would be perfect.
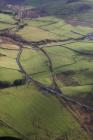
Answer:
[0, 79, 25, 89]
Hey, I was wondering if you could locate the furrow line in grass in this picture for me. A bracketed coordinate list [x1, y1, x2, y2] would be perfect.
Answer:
[0, 66, 19, 71]
[0, 119, 31, 140]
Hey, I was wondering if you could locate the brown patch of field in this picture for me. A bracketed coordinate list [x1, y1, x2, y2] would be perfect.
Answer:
[70, 103, 93, 136]
[56, 72, 79, 86]
[55, 135, 68, 140]
[0, 42, 19, 49]
[66, 18, 93, 28]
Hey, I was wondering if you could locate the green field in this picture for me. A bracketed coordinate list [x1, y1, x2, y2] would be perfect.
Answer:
[0, 11, 93, 140]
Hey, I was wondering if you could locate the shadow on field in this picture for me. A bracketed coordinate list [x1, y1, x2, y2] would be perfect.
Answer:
[0, 137, 22, 140]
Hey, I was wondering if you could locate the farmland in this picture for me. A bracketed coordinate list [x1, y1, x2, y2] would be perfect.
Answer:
[0, 5, 93, 140]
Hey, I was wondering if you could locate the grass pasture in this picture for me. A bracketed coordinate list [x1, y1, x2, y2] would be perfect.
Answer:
[0, 12, 93, 140]
[26, 16, 93, 39]
[0, 84, 90, 140]
[17, 26, 58, 41]
[0, 13, 15, 30]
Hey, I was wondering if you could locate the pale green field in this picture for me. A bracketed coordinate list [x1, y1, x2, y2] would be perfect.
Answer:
[0, 13, 15, 23]
[18, 26, 58, 41]
[0, 13, 15, 30]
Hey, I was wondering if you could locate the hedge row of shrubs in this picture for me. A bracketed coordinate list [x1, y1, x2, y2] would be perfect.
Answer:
[0, 79, 26, 88]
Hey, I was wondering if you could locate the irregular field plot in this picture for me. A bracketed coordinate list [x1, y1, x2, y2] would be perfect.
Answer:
[18, 26, 57, 41]
[20, 48, 53, 85]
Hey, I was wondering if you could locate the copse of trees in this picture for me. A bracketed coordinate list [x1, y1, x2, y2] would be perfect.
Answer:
[0, 79, 25, 89]
[0, 81, 11, 88]
[13, 79, 25, 87]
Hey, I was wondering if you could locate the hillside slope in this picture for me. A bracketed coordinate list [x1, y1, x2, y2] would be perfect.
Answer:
[2, 0, 93, 21]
